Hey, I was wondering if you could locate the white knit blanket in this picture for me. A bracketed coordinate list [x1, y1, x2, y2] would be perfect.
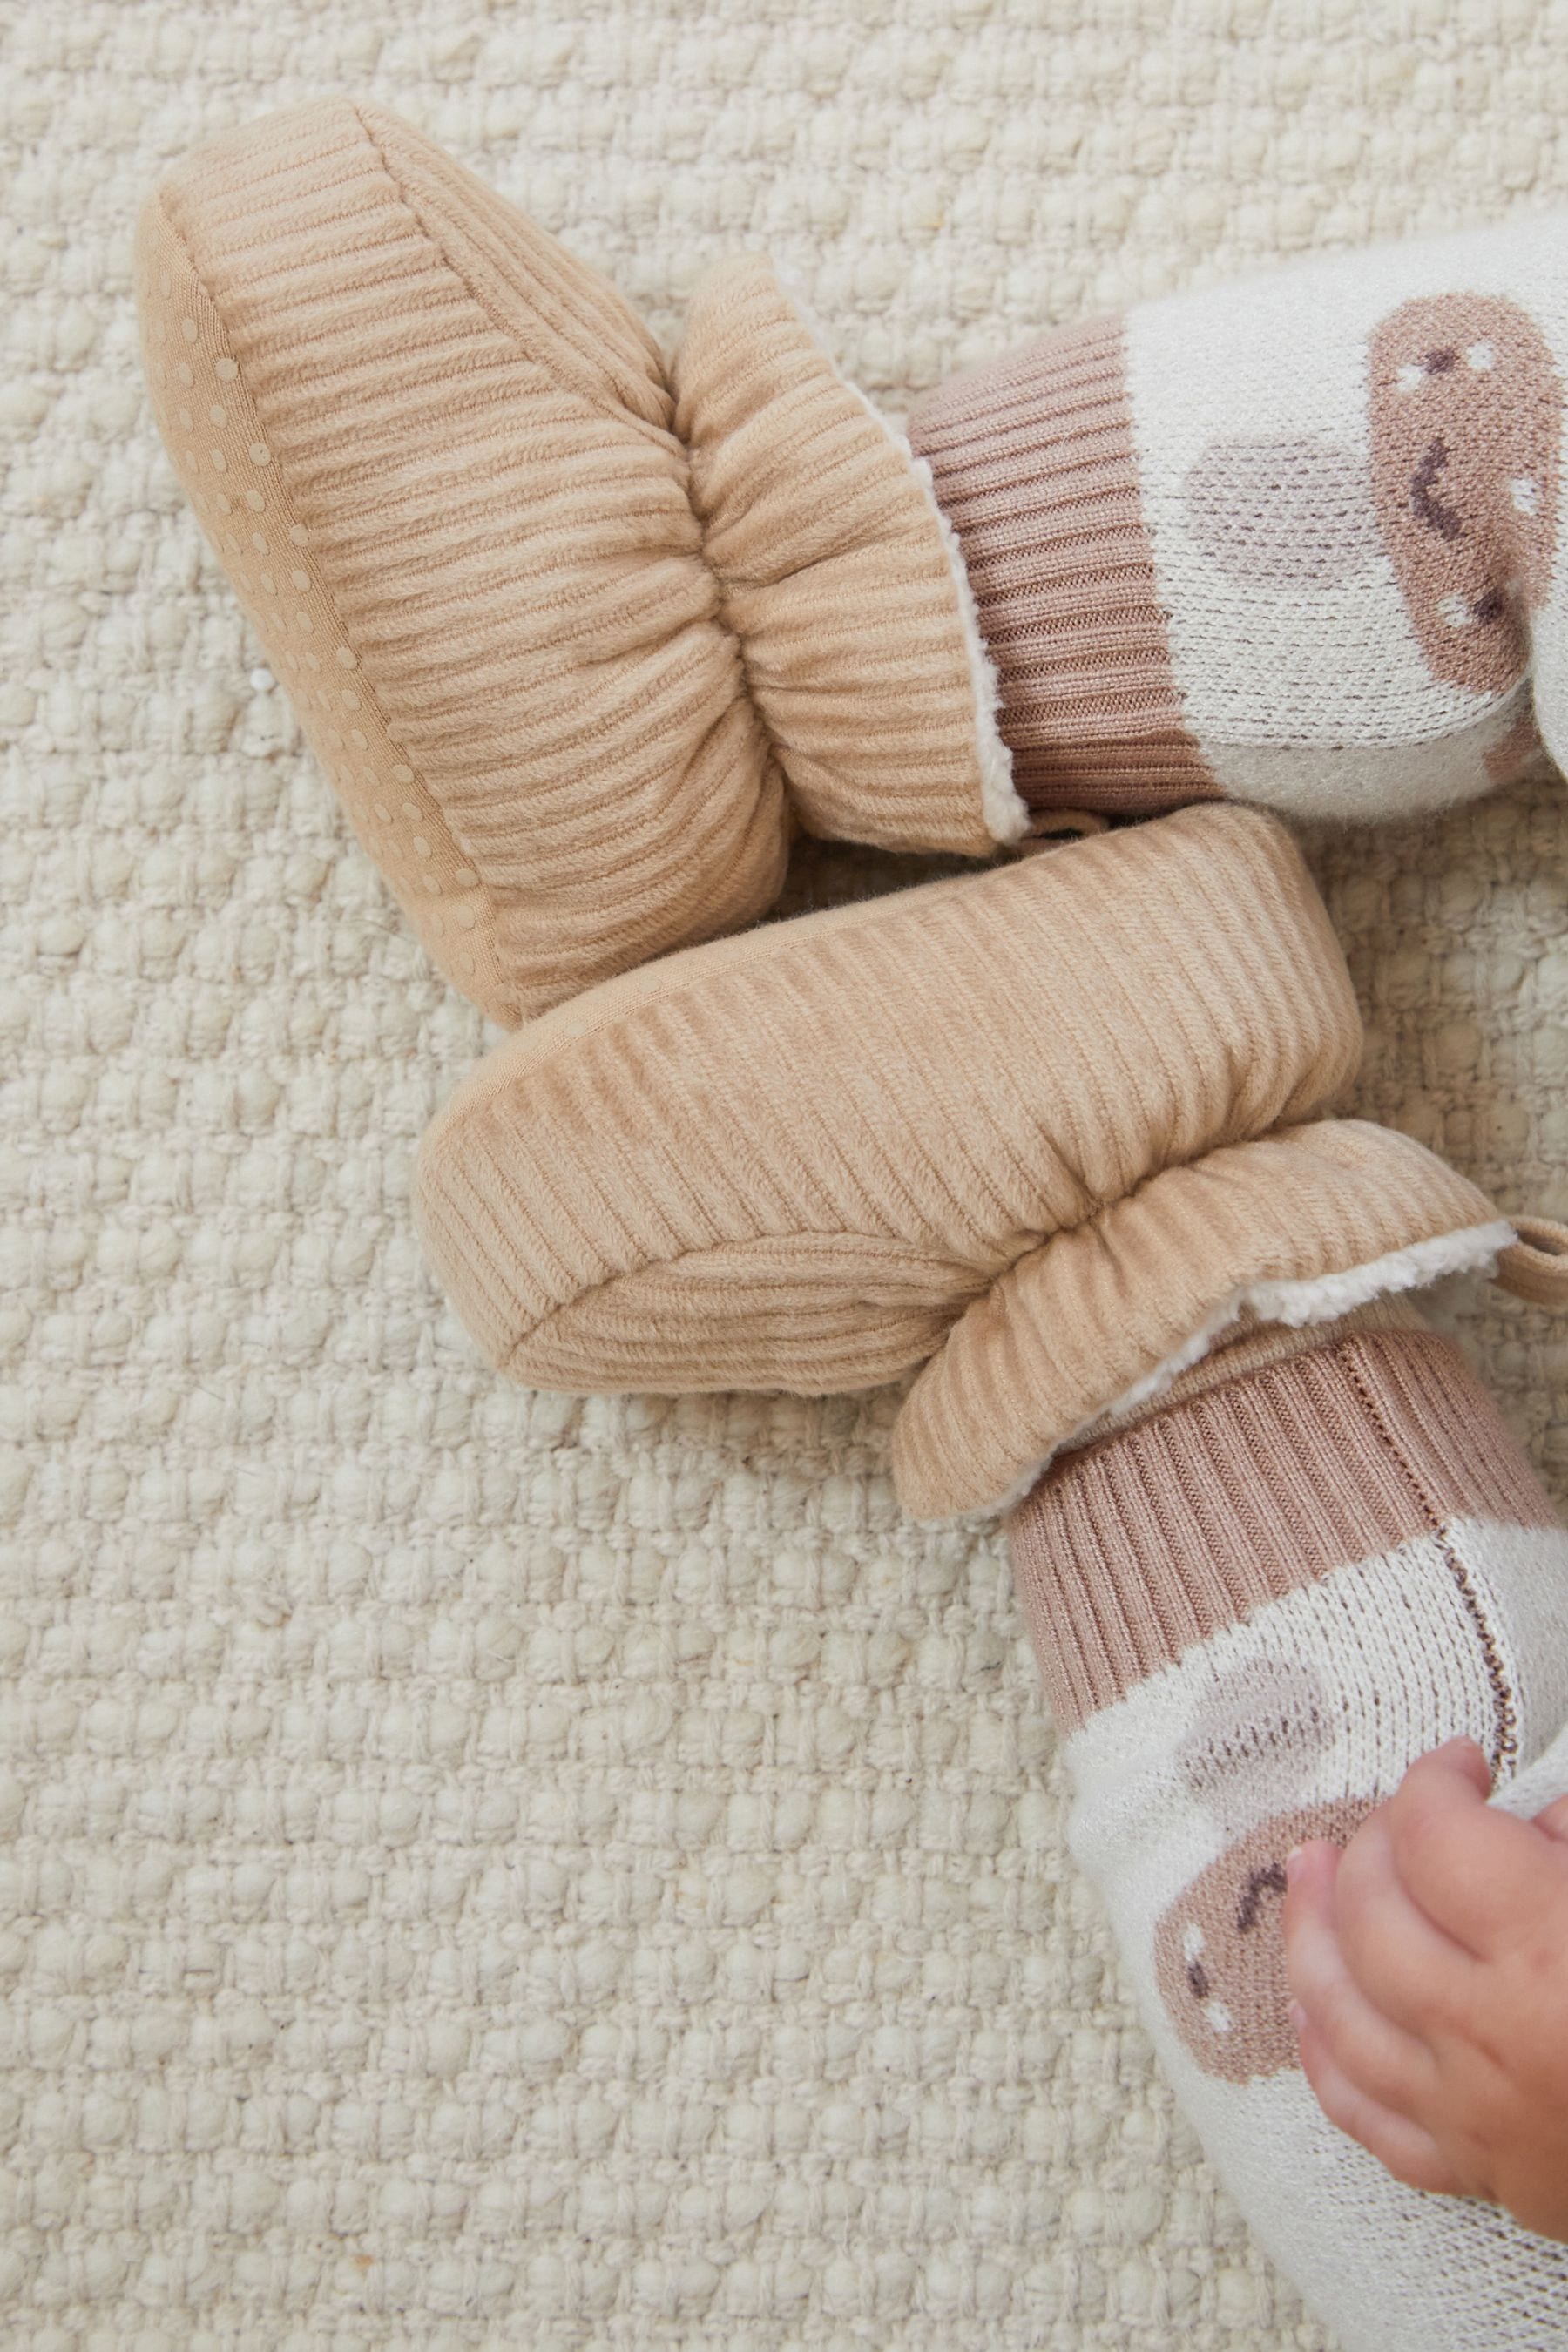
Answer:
[5, 3, 1567, 2344]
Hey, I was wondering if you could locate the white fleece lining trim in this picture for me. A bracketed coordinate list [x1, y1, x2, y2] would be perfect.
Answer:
[772, 259, 1028, 848]
[981, 1218, 1517, 1520]
[904, 448, 1030, 845]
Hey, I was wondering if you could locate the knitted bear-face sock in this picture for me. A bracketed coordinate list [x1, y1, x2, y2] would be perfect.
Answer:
[909, 217, 1568, 822]
[1009, 1315, 1568, 2350]
[134, 100, 1020, 1026]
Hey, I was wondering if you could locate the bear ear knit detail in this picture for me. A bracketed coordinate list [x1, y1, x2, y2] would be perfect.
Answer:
[1180, 434, 1382, 593]
[134, 100, 1017, 1024]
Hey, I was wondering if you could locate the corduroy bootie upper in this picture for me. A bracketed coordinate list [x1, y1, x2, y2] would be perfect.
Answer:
[136, 98, 1021, 1025]
[414, 805, 1513, 1516]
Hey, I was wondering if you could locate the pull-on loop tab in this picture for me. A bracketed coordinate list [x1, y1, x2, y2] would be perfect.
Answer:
[1013, 809, 1112, 857]
[1495, 1215, 1568, 1309]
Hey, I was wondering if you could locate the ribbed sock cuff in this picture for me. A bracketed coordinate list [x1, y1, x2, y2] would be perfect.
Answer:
[909, 315, 1220, 814]
[1007, 1325, 1558, 1734]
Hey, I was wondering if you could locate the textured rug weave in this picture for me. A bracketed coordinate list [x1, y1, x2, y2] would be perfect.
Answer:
[6, 3, 1568, 2345]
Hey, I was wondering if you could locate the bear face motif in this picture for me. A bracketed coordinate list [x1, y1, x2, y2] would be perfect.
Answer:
[1152, 1658, 1366, 2085]
[1181, 433, 1382, 593]
[1154, 1794, 1376, 2084]
[1366, 292, 1563, 694]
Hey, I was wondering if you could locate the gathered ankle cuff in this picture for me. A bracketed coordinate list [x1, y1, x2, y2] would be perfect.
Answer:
[890, 1119, 1510, 1520]
[672, 254, 1024, 855]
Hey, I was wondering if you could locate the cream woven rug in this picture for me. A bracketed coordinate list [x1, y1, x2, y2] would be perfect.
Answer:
[7, 3, 1568, 2344]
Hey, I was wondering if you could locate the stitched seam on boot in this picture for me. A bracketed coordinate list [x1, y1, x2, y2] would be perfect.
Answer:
[351, 104, 679, 447]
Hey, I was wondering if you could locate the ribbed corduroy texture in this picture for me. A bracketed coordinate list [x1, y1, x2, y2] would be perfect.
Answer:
[138, 97, 777, 1024]
[416, 805, 1354, 1382]
[909, 315, 1220, 814]
[1010, 1322, 1558, 1734]
[133, 182, 529, 1024]
[673, 255, 1015, 855]
[136, 99, 1011, 1022]
[891, 1119, 1504, 1517]
[419, 801, 1501, 1517]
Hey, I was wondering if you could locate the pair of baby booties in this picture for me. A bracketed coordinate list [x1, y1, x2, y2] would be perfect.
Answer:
[137, 98, 1568, 2351]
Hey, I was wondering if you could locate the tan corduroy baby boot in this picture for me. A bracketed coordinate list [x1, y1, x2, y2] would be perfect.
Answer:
[909, 216, 1568, 821]
[412, 800, 1560, 1492]
[134, 99, 1022, 1027]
